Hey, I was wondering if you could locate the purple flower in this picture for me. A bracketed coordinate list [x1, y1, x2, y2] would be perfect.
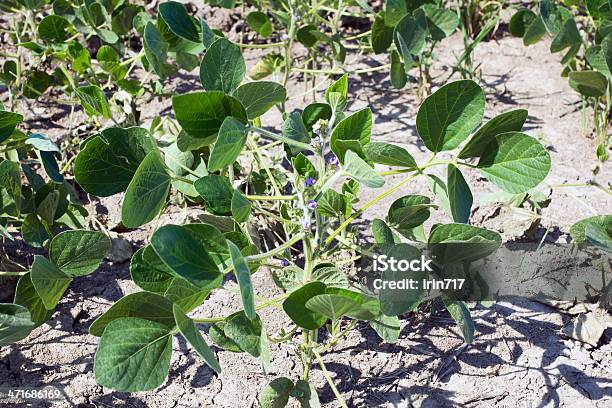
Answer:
[307, 200, 317, 210]
[300, 218, 311, 229]
[327, 155, 339, 166]
[280, 259, 290, 267]
[280, 33, 289, 41]
[311, 136, 323, 147]
[305, 177, 316, 187]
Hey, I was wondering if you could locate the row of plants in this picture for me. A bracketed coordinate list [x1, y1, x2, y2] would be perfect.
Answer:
[0, 0, 610, 406]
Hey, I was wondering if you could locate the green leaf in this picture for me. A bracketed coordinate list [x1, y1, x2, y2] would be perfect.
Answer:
[282, 111, 311, 155]
[89, 291, 176, 337]
[0, 110, 23, 143]
[74, 127, 156, 196]
[428, 223, 501, 264]
[442, 298, 474, 343]
[585, 222, 612, 252]
[291, 379, 321, 408]
[194, 174, 234, 215]
[477, 132, 551, 194]
[568, 71, 608, 97]
[76, 85, 111, 118]
[233, 81, 286, 119]
[94, 317, 173, 391]
[282, 282, 328, 330]
[159, 1, 199, 43]
[0, 303, 34, 346]
[385, 0, 408, 26]
[30, 255, 72, 310]
[121, 151, 171, 228]
[172, 91, 247, 147]
[231, 189, 251, 223]
[422, 5, 459, 41]
[372, 218, 398, 246]
[259, 377, 294, 408]
[372, 15, 394, 54]
[316, 189, 346, 218]
[523, 15, 547, 46]
[38, 14, 72, 42]
[14, 273, 54, 326]
[130, 245, 175, 293]
[458, 109, 528, 159]
[144, 22, 169, 79]
[302, 103, 332, 131]
[306, 288, 379, 321]
[209, 321, 242, 352]
[570, 215, 612, 243]
[22, 214, 50, 248]
[311, 266, 349, 288]
[394, 13, 428, 62]
[379, 243, 426, 316]
[325, 74, 348, 111]
[49, 230, 110, 277]
[200, 18, 218, 48]
[343, 150, 384, 188]
[173, 304, 221, 374]
[369, 314, 400, 342]
[447, 164, 472, 223]
[228, 240, 255, 320]
[23, 70, 53, 99]
[150, 224, 224, 290]
[365, 142, 417, 168]
[208, 117, 248, 172]
[164, 277, 210, 312]
[416, 80, 485, 152]
[387, 195, 432, 230]
[224, 311, 262, 357]
[200, 38, 245, 94]
[293, 153, 318, 179]
[246, 11, 273, 37]
[297, 25, 319, 48]
[509, 8, 537, 38]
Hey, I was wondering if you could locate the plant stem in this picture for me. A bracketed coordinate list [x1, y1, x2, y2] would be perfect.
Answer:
[313, 348, 349, 408]
[246, 233, 306, 263]
[0, 271, 27, 277]
[245, 194, 297, 201]
[192, 293, 290, 323]
[294, 64, 390, 75]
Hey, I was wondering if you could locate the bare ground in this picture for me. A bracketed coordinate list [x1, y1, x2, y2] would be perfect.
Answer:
[1, 11, 611, 408]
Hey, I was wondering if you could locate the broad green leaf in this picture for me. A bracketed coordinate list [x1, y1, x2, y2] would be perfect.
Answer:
[37, 150, 63, 184]
[447, 164, 472, 223]
[316, 189, 346, 218]
[77, 85, 111, 118]
[209, 321, 242, 352]
[144, 22, 169, 79]
[164, 277, 210, 312]
[94, 317, 173, 391]
[229, 240, 255, 320]
[122, 151, 171, 228]
[372, 218, 398, 246]
[385, 0, 408, 26]
[0, 110, 23, 143]
[200, 18, 218, 48]
[293, 153, 318, 179]
[425, 174, 453, 220]
[231, 189, 251, 223]
[477, 132, 551, 194]
[394, 13, 428, 62]
[568, 71, 608, 97]
[233, 81, 286, 119]
[509, 8, 537, 38]
[369, 314, 400, 342]
[150, 224, 224, 290]
[89, 291, 176, 337]
[172, 91, 247, 147]
[208, 117, 248, 172]
[428, 223, 501, 264]
[302, 103, 332, 131]
[259, 377, 294, 408]
[550, 18, 581, 59]
[585, 222, 612, 252]
[194, 174, 233, 215]
[291, 379, 321, 408]
[379, 243, 426, 316]
[387, 195, 432, 230]
[372, 15, 394, 54]
[74, 127, 156, 196]
[30, 255, 72, 310]
[343, 150, 384, 188]
[0, 160, 21, 201]
[311, 266, 349, 288]
[442, 298, 474, 343]
[570, 215, 612, 243]
[246, 11, 273, 37]
[282, 111, 311, 155]
[224, 311, 262, 357]
[523, 15, 547, 46]
[585, 45, 611, 77]
[159, 1, 200, 43]
[14, 273, 54, 326]
[422, 5, 459, 41]
[272, 266, 304, 291]
[306, 288, 379, 321]
[0, 303, 35, 346]
[25, 133, 60, 152]
[297, 25, 319, 48]
[184, 223, 231, 268]
[365, 142, 417, 168]
[200, 38, 245, 94]
[173, 304, 221, 373]
[23, 71, 53, 99]
[458, 109, 528, 159]
[21, 214, 50, 248]
[39, 15, 73, 42]
[282, 282, 328, 330]
[130, 245, 174, 293]
[416, 80, 485, 152]
[49, 230, 110, 277]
